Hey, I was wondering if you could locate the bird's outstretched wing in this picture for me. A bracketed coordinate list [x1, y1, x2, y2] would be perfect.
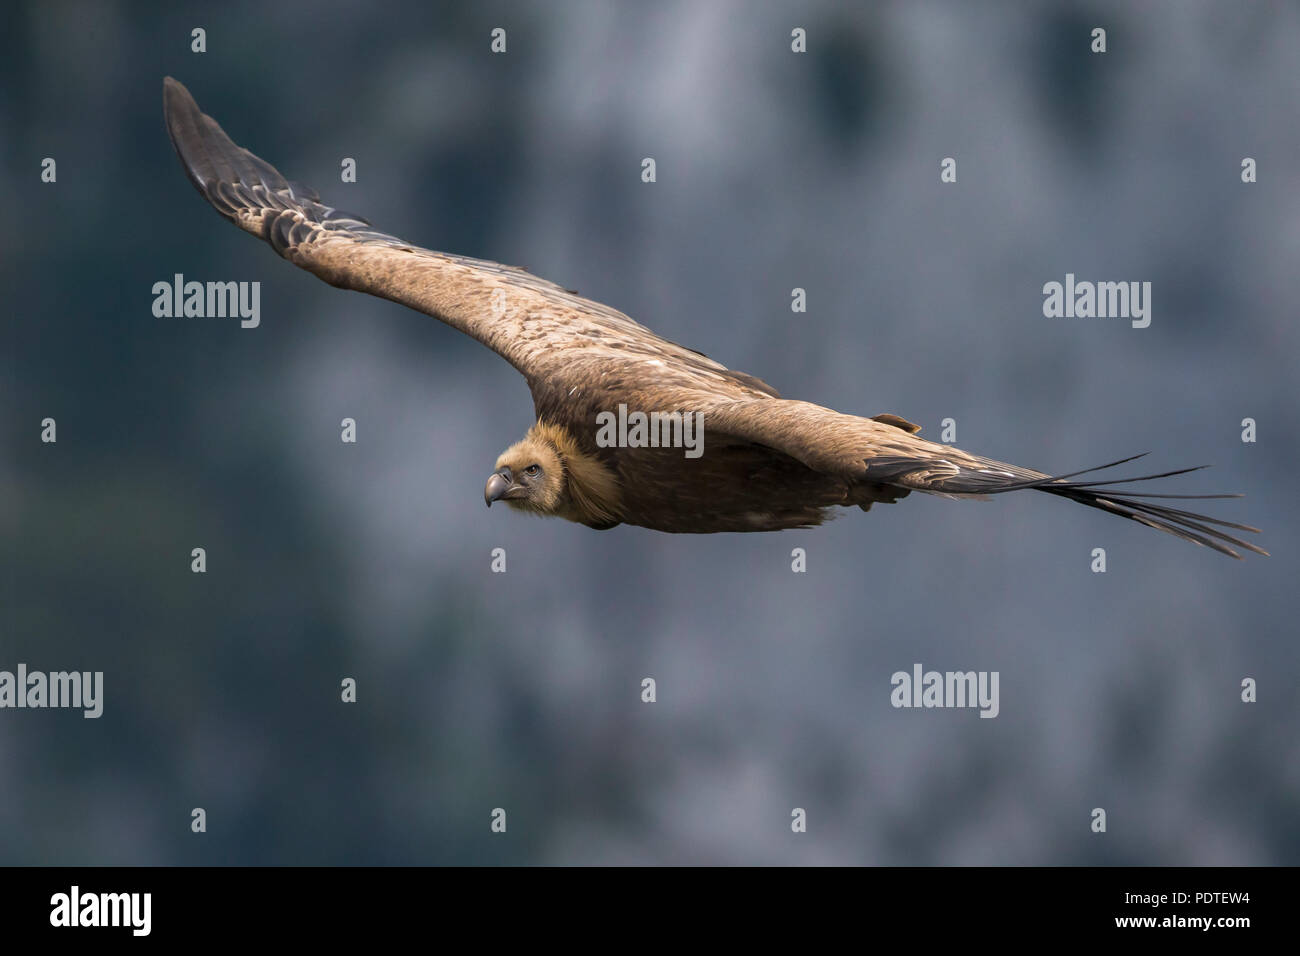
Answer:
[701, 398, 1267, 559]
[162, 77, 777, 400]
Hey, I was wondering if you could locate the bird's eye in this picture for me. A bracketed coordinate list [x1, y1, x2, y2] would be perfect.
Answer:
[524, 464, 541, 477]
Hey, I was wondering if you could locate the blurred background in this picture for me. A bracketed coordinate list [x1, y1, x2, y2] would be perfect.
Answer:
[2, 0, 1297, 865]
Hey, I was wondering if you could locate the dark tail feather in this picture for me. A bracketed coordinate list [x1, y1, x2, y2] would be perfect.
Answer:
[1036, 472, 1268, 560]
[877, 449, 1268, 559]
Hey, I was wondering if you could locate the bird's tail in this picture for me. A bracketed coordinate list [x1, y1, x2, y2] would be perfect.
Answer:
[1030, 456, 1266, 559]
[865, 452, 1267, 559]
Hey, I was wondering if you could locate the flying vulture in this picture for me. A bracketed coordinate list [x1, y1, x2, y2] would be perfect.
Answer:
[162, 77, 1266, 558]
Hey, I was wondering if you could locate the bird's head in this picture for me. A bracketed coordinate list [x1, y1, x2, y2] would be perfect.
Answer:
[485, 436, 565, 514]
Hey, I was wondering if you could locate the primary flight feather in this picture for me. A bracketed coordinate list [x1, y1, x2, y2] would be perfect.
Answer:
[162, 77, 1266, 558]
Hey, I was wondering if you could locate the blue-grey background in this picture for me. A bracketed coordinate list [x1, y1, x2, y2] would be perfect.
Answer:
[2, 0, 1297, 865]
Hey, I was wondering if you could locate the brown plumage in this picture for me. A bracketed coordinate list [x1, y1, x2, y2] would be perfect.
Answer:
[163, 77, 1267, 558]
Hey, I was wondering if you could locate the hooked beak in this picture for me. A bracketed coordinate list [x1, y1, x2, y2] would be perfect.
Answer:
[484, 468, 513, 506]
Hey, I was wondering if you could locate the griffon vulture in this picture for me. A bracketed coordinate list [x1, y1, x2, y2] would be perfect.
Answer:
[163, 78, 1266, 558]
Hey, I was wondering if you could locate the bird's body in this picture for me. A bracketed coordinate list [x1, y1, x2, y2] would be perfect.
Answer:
[162, 77, 1265, 557]
[526, 416, 898, 533]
